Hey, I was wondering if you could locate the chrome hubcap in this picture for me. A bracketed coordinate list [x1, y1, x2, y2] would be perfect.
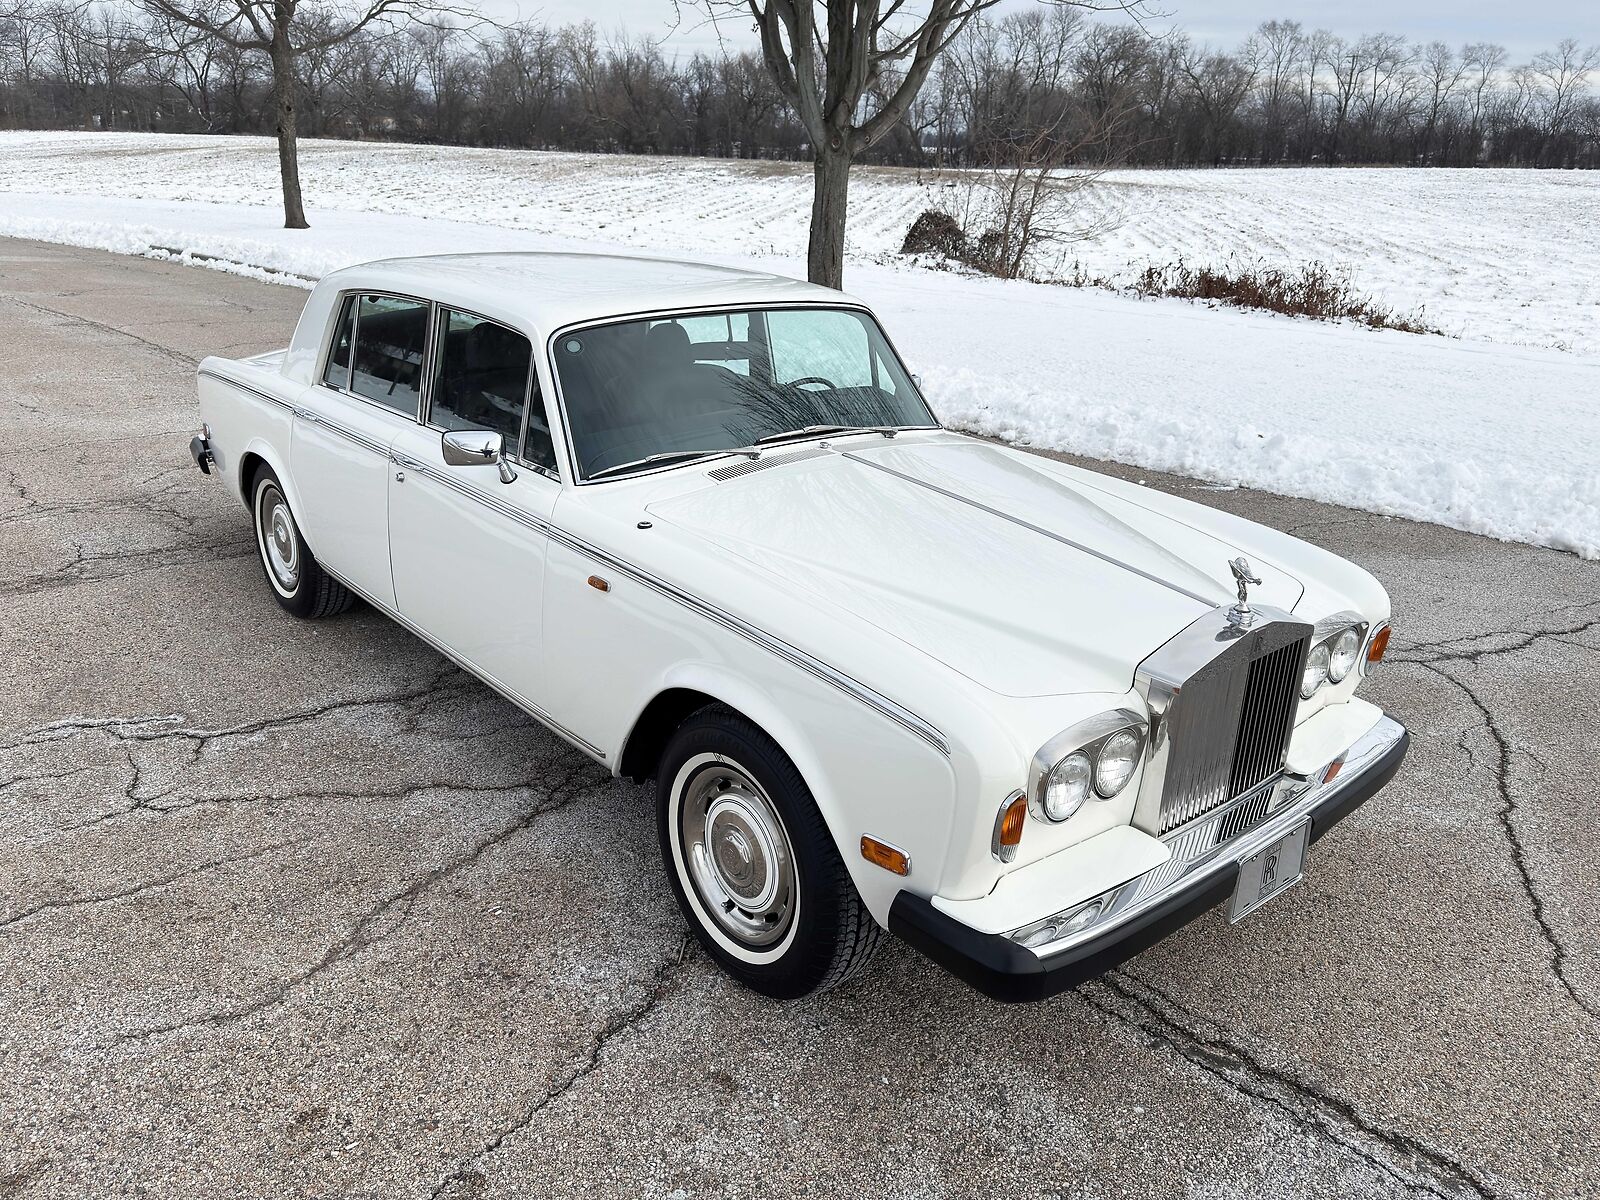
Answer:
[258, 486, 300, 590]
[680, 759, 795, 947]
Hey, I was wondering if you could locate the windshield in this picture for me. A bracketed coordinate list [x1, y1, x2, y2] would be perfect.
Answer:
[552, 307, 937, 479]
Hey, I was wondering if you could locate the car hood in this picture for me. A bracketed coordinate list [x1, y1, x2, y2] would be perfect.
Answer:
[644, 439, 1303, 698]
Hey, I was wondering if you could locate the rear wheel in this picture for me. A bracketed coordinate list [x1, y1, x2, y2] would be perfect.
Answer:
[657, 706, 881, 999]
[250, 465, 354, 619]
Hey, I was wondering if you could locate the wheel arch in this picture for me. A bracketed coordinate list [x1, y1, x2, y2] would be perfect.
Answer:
[617, 662, 957, 926]
[237, 438, 320, 557]
[617, 686, 724, 783]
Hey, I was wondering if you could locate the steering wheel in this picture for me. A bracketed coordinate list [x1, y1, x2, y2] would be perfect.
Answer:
[788, 376, 836, 391]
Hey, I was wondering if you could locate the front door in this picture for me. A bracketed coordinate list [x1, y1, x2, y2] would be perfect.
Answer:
[291, 292, 431, 608]
[387, 305, 563, 709]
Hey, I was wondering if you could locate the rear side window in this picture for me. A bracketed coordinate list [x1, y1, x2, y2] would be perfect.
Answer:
[431, 309, 557, 472]
[351, 295, 428, 415]
[322, 295, 355, 389]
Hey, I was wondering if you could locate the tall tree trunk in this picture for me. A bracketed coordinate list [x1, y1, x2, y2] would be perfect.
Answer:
[270, 34, 308, 229]
[807, 140, 851, 290]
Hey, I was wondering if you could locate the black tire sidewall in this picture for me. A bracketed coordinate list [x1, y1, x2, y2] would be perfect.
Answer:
[251, 466, 318, 617]
[657, 709, 853, 1000]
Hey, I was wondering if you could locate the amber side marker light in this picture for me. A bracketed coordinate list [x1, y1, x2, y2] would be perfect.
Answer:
[861, 835, 911, 876]
[1367, 623, 1391, 665]
[587, 575, 610, 593]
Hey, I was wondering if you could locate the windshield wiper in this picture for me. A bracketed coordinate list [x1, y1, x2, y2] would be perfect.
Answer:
[587, 446, 760, 481]
[754, 424, 900, 447]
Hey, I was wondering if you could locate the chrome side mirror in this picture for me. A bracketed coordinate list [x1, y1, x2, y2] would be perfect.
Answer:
[441, 429, 517, 484]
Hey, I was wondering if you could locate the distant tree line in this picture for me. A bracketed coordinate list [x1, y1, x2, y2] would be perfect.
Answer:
[2, 1, 1597, 170]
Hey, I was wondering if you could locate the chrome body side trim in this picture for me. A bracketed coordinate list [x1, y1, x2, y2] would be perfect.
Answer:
[381, 452, 952, 758]
[198, 366, 294, 413]
[555, 532, 953, 758]
[1012, 712, 1407, 957]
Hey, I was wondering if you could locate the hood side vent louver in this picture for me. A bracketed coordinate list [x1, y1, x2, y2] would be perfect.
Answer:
[708, 446, 830, 481]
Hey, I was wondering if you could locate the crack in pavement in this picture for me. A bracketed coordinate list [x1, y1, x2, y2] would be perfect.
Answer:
[3, 295, 199, 368]
[427, 933, 697, 1200]
[1390, 602, 1600, 668]
[107, 751, 605, 1046]
[1086, 972, 1498, 1199]
[2, 667, 465, 754]
[62, 770, 577, 835]
[0, 835, 310, 931]
[1406, 659, 1600, 1024]
[0, 536, 254, 597]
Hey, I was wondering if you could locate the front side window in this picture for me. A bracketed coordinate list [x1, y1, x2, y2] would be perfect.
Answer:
[553, 307, 935, 479]
[351, 295, 428, 415]
[430, 309, 558, 472]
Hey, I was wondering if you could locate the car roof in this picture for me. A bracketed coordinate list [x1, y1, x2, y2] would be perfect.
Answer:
[319, 252, 857, 332]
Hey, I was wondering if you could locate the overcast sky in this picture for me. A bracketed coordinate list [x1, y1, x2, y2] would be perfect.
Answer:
[475, 1, 1594, 60]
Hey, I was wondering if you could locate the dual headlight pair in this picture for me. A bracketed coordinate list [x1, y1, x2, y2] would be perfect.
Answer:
[1032, 711, 1146, 825]
[1301, 621, 1368, 700]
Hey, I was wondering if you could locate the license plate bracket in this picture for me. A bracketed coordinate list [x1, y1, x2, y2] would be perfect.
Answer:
[1228, 820, 1309, 924]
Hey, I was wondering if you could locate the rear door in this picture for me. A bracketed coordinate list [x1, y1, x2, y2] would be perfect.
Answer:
[291, 292, 430, 608]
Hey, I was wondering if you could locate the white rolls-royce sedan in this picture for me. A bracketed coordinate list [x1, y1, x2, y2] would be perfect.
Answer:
[188, 252, 1408, 1002]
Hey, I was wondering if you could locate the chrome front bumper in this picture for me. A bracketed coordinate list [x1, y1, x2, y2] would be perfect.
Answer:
[889, 712, 1410, 1003]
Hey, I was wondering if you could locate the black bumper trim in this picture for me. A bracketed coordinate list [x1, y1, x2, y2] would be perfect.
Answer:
[889, 722, 1410, 1003]
[189, 434, 213, 475]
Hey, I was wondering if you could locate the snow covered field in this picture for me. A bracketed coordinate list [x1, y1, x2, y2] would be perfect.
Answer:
[2, 131, 1597, 557]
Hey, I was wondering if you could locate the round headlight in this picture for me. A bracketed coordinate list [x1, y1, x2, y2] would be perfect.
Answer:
[1094, 730, 1141, 798]
[1328, 628, 1360, 682]
[1301, 641, 1331, 699]
[1042, 752, 1092, 821]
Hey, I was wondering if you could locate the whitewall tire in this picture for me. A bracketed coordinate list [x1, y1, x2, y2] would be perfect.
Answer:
[656, 705, 881, 999]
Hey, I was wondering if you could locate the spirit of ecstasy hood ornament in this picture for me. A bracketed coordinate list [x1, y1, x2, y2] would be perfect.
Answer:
[1228, 556, 1262, 628]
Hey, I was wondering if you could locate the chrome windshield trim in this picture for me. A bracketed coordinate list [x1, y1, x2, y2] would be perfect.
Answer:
[544, 301, 940, 487]
[1013, 712, 1406, 958]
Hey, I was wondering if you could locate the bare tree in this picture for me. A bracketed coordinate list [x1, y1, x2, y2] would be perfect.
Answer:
[1530, 37, 1600, 141]
[1461, 41, 1506, 156]
[131, 0, 467, 228]
[1417, 41, 1464, 160]
[692, 0, 1142, 290]
[1179, 40, 1257, 163]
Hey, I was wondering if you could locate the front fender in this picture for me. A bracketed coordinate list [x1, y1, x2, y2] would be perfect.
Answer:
[643, 660, 960, 926]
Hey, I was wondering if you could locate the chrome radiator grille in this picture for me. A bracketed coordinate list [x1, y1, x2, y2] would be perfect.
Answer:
[1139, 610, 1311, 837]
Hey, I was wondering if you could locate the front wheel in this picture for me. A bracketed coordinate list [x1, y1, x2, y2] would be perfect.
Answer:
[250, 465, 354, 619]
[657, 706, 881, 999]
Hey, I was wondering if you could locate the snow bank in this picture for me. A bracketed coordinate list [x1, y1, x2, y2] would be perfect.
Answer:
[1, 135, 1596, 559]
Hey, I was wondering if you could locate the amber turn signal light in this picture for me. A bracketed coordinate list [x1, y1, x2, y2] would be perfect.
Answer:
[1367, 623, 1391, 664]
[860, 835, 911, 876]
[998, 794, 1028, 848]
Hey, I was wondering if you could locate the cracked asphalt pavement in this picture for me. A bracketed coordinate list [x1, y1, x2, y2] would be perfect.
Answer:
[2, 240, 1596, 1199]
